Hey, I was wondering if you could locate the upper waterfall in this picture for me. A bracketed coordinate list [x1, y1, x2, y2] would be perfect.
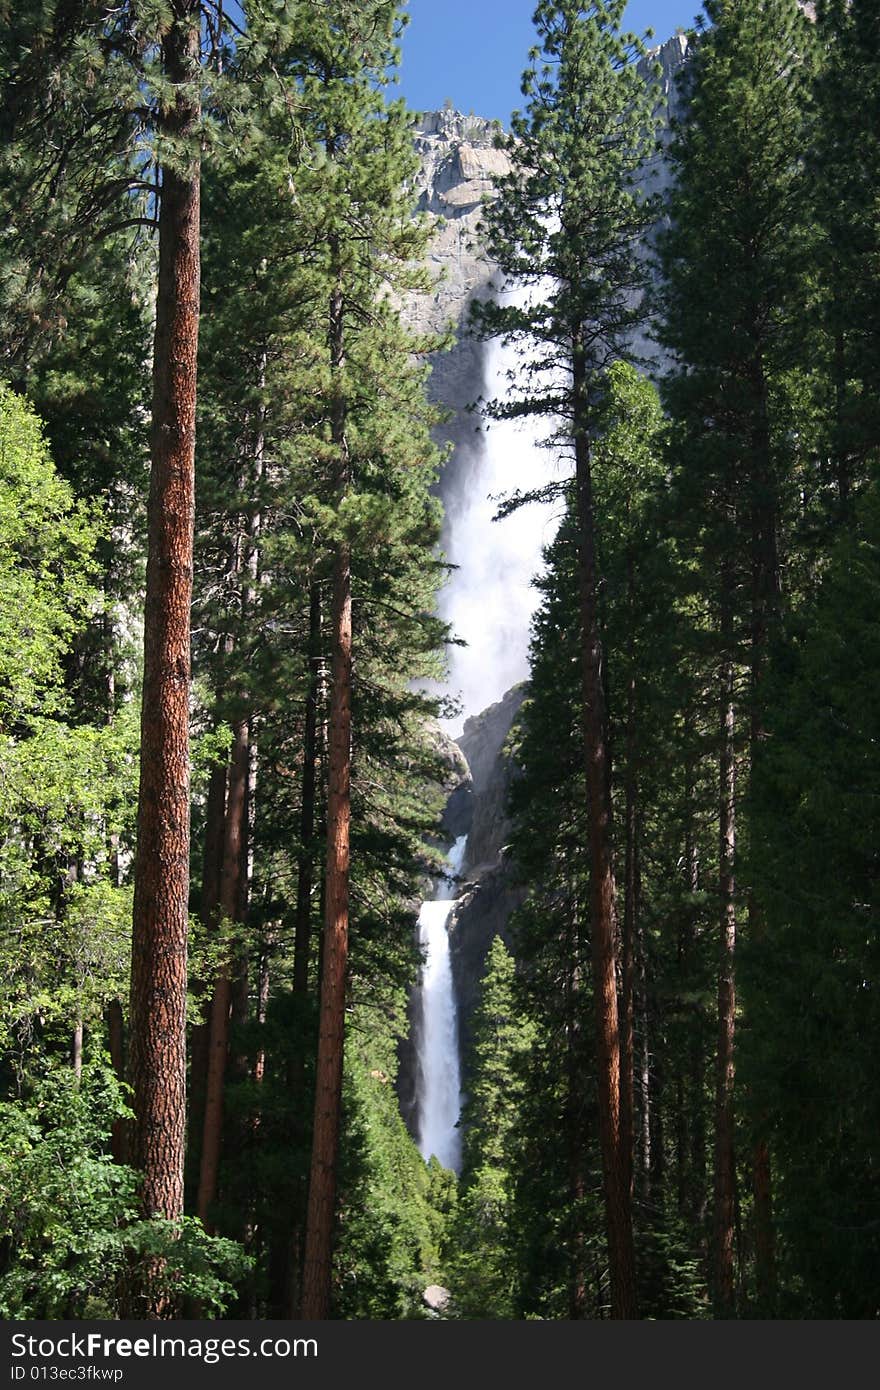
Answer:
[403, 34, 689, 734]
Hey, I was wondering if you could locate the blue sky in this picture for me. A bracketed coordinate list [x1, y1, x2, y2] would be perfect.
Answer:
[395, 1, 703, 123]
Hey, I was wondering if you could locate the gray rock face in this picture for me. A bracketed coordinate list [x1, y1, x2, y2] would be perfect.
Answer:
[398, 685, 526, 1140]
[423, 1283, 451, 1314]
[401, 111, 510, 535]
[401, 32, 691, 519]
[457, 683, 525, 874]
[448, 684, 527, 1073]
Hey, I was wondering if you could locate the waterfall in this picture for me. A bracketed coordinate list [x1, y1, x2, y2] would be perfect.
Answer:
[416, 833, 468, 1171]
[439, 279, 562, 734]
[413, 280, 561, 1169]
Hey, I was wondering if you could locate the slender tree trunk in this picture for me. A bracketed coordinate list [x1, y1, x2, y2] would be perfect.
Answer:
[189, 759, 228, 1172]
[748, 362, 778, 1315]
[72, 1021, 83, 1084]
[636, 838, 652, 1205]
[197, 715, 249, 1230]
[564, 901, 588, 1318]
[301, 256, 352, 1321]
[254, 940, 272, 1086]
[679, 753, 707, 1231]
[714, 575, 737, 1317]
[285, 583, 323, 1316]
[293, 581, 322, 1001]
[107, 998, 127, 1165]
[571, 342, 637, 1320]
[620, 622, 638, 1205]
[228, 390, 264, 1088]
[128, 0, 200, 1254]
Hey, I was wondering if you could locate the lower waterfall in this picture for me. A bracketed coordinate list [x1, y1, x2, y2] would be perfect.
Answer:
[416, 834, 468, 1172]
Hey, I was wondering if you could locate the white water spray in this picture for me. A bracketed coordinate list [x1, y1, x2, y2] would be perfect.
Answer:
[439, 278, 563, 734]
[416, 834, 468, 1171]
[414, 279, 562, 1169]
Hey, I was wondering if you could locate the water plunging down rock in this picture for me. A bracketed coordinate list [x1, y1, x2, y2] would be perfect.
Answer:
[401, 32, 692, 1163]
[416, 834, 469, 1172]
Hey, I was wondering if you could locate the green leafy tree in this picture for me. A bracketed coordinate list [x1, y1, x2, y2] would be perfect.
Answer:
[0, 387, 135, 1079]
[0, 385, 99, 728]
[0, 1061, 248, 1319]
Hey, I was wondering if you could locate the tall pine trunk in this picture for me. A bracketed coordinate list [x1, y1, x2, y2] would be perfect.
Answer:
[285, 581, 323, 1317]
[188, 758, 228, 1172]
[713, 571, 737, 1317]
[748, 365, 779, 1314]
[293, 581, 322, 1000]
[128, 0, 200, 1249]
[620, 572, 638, 1206]
[564, 902, 588, 1318]
[572, 345, 637, 1320]
[197, 715, 249, 1230]
[301, 258, 352, 1320]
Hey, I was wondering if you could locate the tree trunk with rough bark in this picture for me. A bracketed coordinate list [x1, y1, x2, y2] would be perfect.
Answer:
[301, 260, 352, 1321]
[197, 716, 249, 1230]
[714, 575, 737, 1317]
[621, 647, 638, 1206]
[293, 581, 322, 1001]
[188, 759, 227, 1171]
[571, 342, 637, 1321]
[747, 370, 779, 1315]
[128, 0, 200, 1256]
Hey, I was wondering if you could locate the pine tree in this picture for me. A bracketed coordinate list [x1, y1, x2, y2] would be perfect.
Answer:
[449, 937, 534, 1317]
[127, 0, 202, 1249]
[744, 478, 880, 1317]
[658, 0, 816, 1315]
[473, 0, 659, 1318]
[256, 2, 445, 1319]
[811, 0, 880, 516]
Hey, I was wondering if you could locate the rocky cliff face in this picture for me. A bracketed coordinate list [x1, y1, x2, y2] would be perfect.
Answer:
[397, 686, 526, 1134]
[402, 33, 690, 517]
[448, 685, 527, 1070]
[399, 110, 512, 534]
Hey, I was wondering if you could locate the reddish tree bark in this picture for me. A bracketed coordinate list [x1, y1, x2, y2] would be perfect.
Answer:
[300, 540, 351, 1320]
[301, 258, 351, 1322]
[620, 634, 638, 1205]
[293, 581, 322, 1001]
[188, 759, 227, 1162]
[197, 716, 249, 1230]
[572, 342, 637, 1320]
[713, 589, 737, 1317]
[128, 0, 200, 1249]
